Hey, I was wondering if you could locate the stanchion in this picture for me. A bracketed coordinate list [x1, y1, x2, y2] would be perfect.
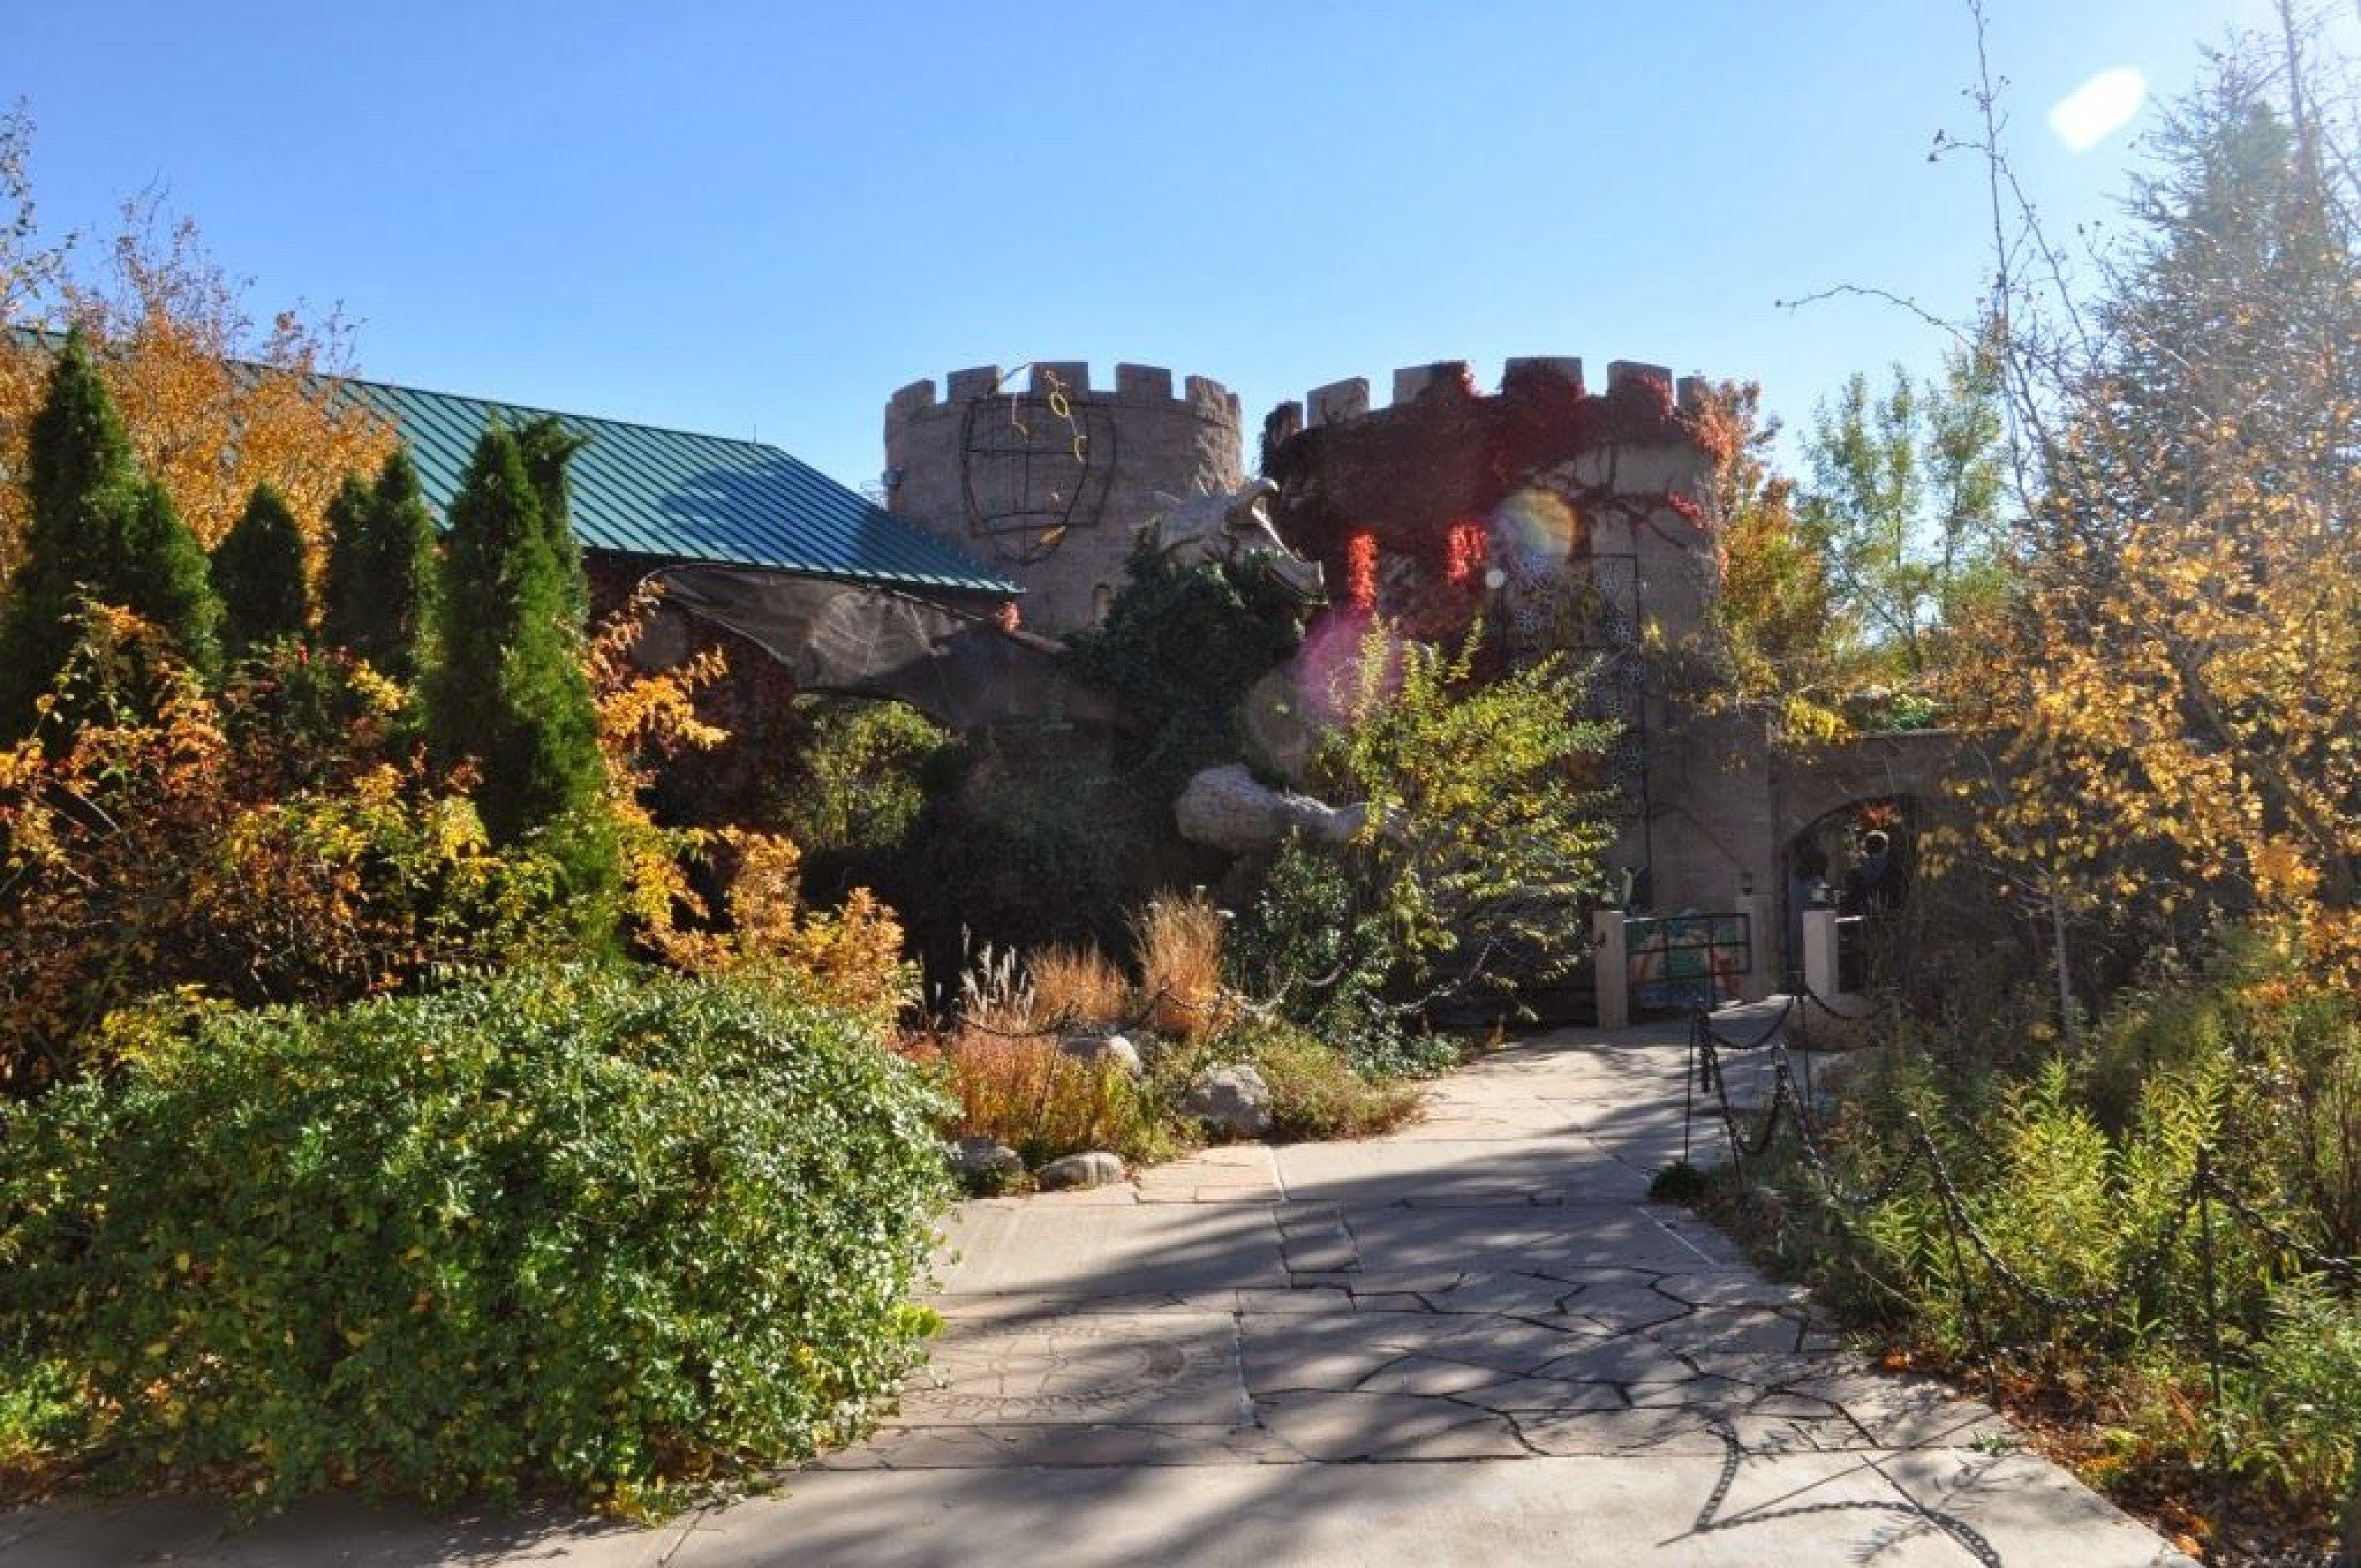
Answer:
[1682, 1016, 1696, 1166]
[2197, 1149, 2231, 1558]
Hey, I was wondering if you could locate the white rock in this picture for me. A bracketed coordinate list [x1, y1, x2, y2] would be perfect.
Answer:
[1181, 1064, 1274, 1138]
[1174, 764, 1367, 855]
[947, 1136, 1023, 1182]
[1061, 1032, 1144, 1077]
[1036, 1151, 1128, 1190]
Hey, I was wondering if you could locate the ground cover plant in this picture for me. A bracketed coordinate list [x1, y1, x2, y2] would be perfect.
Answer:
[1685, 944, 2361, 1562]
[911, 890, 1432, 1183]
[0, 966, 951, 1513]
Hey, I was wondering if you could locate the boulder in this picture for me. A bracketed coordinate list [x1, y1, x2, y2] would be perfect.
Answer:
[946, 1136, 1023, 1184]
[1175, 764, 1366, 855]
[1037, 1150, 1129, 1190]
[1060, 1032, 1144, 1077]
[1181, 1064, 1273, 1138]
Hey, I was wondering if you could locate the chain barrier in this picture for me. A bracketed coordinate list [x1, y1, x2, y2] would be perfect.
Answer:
[2197, 1171, 2361, 1288]
[1675, 990, 2361, 1560]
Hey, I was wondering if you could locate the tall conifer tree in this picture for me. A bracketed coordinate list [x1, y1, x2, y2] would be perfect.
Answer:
[322, 448, 437, 683]
[515, 416, 588, 618]
[422, 421, 617, 924]
[0, 330, 219, 733]
[115, 480, 221, 668]
[212, 483, 310, 659]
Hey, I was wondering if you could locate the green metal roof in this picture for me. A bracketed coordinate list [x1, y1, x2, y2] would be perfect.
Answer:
[343, 376, 1018, 597]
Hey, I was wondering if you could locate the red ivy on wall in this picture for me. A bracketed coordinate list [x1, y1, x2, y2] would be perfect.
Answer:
[1445, 520, 1487, 585]
[1345, 529, 1378, 610]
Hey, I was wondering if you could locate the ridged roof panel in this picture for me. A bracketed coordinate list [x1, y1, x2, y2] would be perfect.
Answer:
[346, 378, 1018, 596]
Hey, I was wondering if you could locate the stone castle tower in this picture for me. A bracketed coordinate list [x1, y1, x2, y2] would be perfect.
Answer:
[882, 362, 1244, 634]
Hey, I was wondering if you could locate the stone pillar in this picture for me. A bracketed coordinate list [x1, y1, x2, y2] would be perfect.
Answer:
[1802, 909, 1842, 1002]
[1592, 909, 1631, 1031]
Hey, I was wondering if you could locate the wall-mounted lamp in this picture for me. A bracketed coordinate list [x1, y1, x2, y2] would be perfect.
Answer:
[1739, 871, 1755, 897]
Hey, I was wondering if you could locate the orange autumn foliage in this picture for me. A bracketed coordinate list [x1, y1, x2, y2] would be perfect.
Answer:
[0, 611, 567, 1094]
[587, 584, 912, 1028]
[1, 183, 395, 584]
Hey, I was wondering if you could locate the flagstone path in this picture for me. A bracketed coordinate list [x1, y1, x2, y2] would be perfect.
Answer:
[6, 1018, 2191, 1566]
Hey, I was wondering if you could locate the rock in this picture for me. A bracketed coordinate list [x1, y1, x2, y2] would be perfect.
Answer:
[1175, 763, 1366, 855]
[1181, 1064, 1273, 1138]
[947, 1136, 1023, 1183]
[1060, 1032, 1144, 1077]
[1036, 1151, 1128, 1190]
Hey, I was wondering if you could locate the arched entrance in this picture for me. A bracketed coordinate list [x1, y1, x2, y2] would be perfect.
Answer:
[1785, 794, 1921, 991]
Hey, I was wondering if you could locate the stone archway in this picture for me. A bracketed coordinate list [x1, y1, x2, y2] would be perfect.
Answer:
[1774, 729, 1963, 846]
[1766, 731, 1962, 984]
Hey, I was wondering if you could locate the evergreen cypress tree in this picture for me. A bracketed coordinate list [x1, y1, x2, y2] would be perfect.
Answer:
[321, 447, 437, 683]
[212, 483, 310, 659]
[515, 416, 588, 617]
[422, 421, 617, 925]
[0, 330, 221, 733]
[116, 479, 223, 671]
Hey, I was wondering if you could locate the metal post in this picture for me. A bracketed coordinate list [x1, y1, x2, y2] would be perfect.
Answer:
[2196, 1149, 2231, 1556]
[1710, 1037, 1743, 1178]
[1941, 1202, 2001, 1410]
[1682, 1019, 1696, 1166]
[1740, 891, 1776, 1003]
[1923, 1115, 2001, 1410]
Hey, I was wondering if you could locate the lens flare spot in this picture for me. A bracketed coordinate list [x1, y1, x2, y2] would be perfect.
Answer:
[1487, 488, 1580, 574]
[1294, 610, 1400, 731]
[2049, 67, 2146, 152]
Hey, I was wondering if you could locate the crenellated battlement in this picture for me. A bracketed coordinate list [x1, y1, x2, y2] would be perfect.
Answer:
[885, 362, 1243, 426]
[880, 358, 1248, 635]
[1295, 357, 1710, 430]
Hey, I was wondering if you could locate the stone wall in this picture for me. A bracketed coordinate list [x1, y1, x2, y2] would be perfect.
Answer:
[882, 363, 1245, 635]
[1265, 355, 1738, 914]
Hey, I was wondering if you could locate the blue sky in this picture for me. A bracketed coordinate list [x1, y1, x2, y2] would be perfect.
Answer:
[2, 0, 2292, 491]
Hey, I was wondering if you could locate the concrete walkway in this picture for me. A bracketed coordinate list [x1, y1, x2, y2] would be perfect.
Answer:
[5, 1021, 2191, 1566]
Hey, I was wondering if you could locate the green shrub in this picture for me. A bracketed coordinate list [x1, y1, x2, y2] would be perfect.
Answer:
[2234, 1277, 2361, 1515]
[321, 449, 437, 686]
[422, 422, 617, 924]
[897, 724, 1145, 957]
[211, 484, 310, 661]
[1226, 836, 1469, 1079]
[1245, 1022, 1424, 1140]
[0, 1347, 78, 1502]
[0, 966, 951, 1511]
[773, 696, 946, 865]
[1712, 936, 2361, 1545]
[1306, 621, 1616, 1016]
[0, 331, 221, 732]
